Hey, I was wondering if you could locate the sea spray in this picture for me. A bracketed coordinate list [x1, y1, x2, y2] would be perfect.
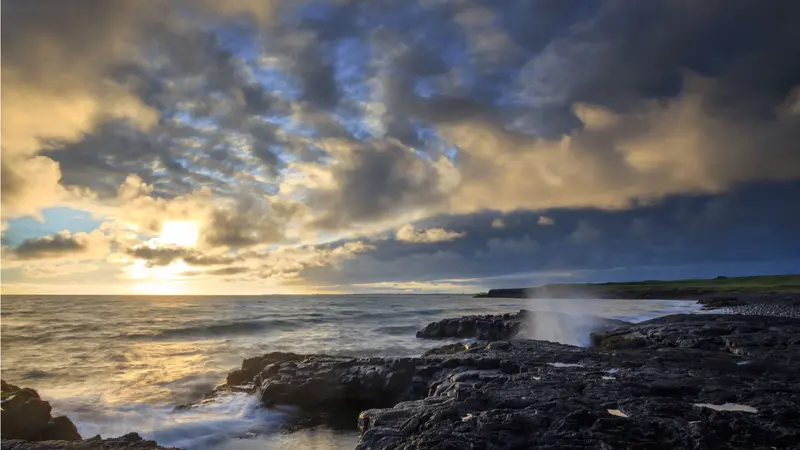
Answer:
[524, 287, 608, 346]
[65, 392, 296, 449]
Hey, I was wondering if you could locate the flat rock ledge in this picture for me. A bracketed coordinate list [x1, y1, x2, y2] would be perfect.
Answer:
[224, 314, 800, 449]
[415, 309, 631, 341]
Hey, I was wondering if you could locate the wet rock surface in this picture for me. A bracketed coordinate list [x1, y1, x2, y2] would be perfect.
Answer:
[0, 433, 178, 450]
[227, 314, 800, 449]
[1, 380, 82, 442]
[415, 310, 528, 340]
[415, 309, 631, 341]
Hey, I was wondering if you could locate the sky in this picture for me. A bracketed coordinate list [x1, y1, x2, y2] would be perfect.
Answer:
[1, 0, 799, 295]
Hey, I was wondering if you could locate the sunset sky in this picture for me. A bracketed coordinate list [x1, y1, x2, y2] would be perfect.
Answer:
[2, 0, 799, 295]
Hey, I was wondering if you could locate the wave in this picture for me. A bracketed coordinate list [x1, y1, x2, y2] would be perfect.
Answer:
[122, 319, 301, 340]
[60, 393, 296, 450]
[22, 369, 54, 380]
[344, 308, 445, 320]
[372, 325, 420, 336]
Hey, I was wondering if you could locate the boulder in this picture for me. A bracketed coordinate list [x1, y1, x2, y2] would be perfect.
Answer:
[1, 380, 80, 442]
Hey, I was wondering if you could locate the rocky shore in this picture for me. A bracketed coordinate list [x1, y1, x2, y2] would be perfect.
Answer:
[698, 294, 800, 318]
[215, 312, 800, 449]
[5, 305, 800, 449]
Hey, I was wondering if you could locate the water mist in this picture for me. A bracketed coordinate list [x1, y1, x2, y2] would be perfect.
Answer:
[522, 287, 607, 346]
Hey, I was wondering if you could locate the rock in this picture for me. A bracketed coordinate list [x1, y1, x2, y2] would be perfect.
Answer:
[697, 296, 747, 309]
[226, 352, 308, 388]
[252, 356, 425, 427]
[415, 309, 631, 342]
[1, 380, 81, 442]
[225, 314, 800, 449]
[0, 432, 178, 450]
[416, 310, 527, 340]
[590, 314, 800, 360]
[41, 416, 83, 441]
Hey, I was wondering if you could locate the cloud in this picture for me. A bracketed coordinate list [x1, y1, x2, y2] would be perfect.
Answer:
[491, 219, 506, 229]
[0, 1, 161, 218]
[538, 216, 554, 226]
[438, 77, 800, 214]
[570, 221, 602, 245]
[124, 245, 238, 268]
[3, 0, 800, 293]
[8, 230, 108, 261]
[113, 175, 301, 250]
[20, 261, 102, 279]
[255, 241, 375, 281]
[395, 224, 466, 244]
[0, 0, 282, 219]
[300, 138, 458, 230]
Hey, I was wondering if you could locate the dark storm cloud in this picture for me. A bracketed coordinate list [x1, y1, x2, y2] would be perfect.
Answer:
[299, 181, 800, 287]
[41, 120, 188, 199]
[12, 232, 101, 260]
[308, 139, 449, 230]
[203, 196, 291, 248]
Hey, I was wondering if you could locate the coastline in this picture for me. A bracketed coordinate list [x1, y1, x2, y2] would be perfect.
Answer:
[3, 289, 800, 449]
[472, 274, 800, 301]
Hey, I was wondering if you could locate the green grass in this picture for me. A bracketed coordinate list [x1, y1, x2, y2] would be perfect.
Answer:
[543, 274, 800, 293]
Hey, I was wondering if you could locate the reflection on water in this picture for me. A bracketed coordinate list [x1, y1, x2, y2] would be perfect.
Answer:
[1, 294, 702, 449]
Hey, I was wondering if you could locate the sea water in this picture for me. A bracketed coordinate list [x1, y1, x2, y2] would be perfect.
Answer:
[1, 295, 701, 449]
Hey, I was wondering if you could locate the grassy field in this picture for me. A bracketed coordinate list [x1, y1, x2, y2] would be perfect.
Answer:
[561, 274, 800, 293]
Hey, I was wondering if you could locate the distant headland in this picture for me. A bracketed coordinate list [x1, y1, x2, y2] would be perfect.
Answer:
[474, 274, 800, 299]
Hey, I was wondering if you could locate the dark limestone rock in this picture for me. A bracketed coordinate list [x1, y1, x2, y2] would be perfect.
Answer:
[415, 310, 526, 340]
[415, 309, 631, 342]
[590, 314, 800, 360]
[354, 314, 800, 449]
[1, 380, 81, 442]
[254, 356, 425, 427]
[0, 432, 178, 450]
[226, 352, 308, 388]
[225, 314, 800, 449]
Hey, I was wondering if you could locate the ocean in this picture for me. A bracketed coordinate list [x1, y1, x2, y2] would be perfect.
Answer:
[1, 294, 702, 449]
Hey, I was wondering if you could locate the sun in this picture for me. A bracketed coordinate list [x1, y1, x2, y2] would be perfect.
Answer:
[160, 221, 200, 247]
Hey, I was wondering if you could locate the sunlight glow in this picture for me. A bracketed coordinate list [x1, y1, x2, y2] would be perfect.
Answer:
[126, 260, 190, 280]
[160, 221, 200, 247]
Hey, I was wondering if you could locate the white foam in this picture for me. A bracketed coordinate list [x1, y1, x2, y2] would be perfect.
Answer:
[66, 393, 295, 449]
[606, 368, 619, 374]
[693, 403, 758, 413]
[461, 413, 474, 422]
[736, 361, 750, 365]
[602, 376, 616, 380]
[547, 362, 584, 368]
